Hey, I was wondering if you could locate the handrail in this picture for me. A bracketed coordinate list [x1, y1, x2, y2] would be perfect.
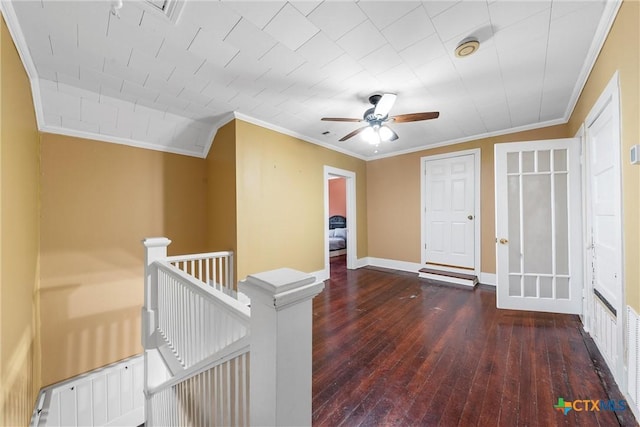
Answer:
[166, 251, 233, 263]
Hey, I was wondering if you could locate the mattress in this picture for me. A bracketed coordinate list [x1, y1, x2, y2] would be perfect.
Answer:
[329, 237, 346, 251]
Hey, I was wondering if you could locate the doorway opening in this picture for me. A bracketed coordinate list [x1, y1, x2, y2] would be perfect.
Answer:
[324, 166, 357, 279]
[328, 176, 347, 271]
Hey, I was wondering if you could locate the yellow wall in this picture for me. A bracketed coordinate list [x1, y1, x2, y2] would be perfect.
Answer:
[206, 121, 238, 281]
[567, 0, 640, 310]
[234, 119, 368, 279]
[39, 133, 207, 386]
[0, 16, 40, 426]
[367, 125, 568, 273]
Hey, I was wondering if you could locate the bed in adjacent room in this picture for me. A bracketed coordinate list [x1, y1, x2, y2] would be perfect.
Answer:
[329, 215, 347, 256]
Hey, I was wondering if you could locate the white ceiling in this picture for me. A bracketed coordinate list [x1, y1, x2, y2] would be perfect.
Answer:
[3, 0, 618, 160]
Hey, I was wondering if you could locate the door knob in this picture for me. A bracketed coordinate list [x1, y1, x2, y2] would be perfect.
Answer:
[467, 215, 474, 220]
[499, 238, 508, 244]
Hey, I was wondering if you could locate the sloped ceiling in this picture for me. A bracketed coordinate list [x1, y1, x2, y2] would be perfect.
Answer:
[2, 0, 620, 159]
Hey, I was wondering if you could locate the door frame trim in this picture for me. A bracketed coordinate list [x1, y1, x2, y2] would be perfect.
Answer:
[582, 71, 625, 384]
[575, 123, 591, 327]
[324, 166, 357, 276]
[420, 148, 481, 278]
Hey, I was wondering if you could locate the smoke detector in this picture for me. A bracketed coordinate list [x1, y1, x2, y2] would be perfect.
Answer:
[455, 37, 480, 58]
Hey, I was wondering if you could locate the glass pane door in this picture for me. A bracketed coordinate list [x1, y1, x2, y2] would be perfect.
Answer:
[495, 139, 581, 314]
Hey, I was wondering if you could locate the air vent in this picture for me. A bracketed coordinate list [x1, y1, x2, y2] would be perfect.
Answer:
[145, 0, 185, 24]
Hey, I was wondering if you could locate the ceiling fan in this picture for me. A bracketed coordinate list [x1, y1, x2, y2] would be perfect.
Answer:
[321, 93, 439, 145]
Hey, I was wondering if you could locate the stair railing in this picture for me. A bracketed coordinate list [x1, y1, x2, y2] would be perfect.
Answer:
[166, 251, 236, 298]
[142, 237, 324, 426]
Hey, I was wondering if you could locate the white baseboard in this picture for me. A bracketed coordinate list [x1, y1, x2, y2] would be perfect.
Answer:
[359, 257, 423, 274]
[32, 354, 144, 427]
[357, 257, 371, 269]
[479, 273, 496, 286]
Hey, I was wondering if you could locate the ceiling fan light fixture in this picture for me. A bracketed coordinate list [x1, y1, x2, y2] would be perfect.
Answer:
[361, 124, 393, 145]
[321, 94, 440, 143]
[379, 125, 393, 142]
[361, 126, 377, 145]
[455, 37, 480, 58]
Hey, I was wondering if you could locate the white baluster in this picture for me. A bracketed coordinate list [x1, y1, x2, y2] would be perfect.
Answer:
[205, 258, 210, 287]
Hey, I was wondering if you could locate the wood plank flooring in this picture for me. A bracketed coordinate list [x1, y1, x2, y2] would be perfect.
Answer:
[312, 256, 637, 427]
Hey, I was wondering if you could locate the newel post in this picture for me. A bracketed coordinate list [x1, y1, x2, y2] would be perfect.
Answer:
[141, 237, 171, 349]
[142, 237, 171, 426]
[239, 268, 325, 427]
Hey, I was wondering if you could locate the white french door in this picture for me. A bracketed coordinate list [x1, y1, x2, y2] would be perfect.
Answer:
[495, 139, 582, 314]
[424, 153, 476, 270]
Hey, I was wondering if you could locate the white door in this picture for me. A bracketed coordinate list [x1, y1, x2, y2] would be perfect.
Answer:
[425, 154, 475, 269]
[586, 100, 622, 314]
[585, 94, 624, 382]
[495, 139, 582, 314]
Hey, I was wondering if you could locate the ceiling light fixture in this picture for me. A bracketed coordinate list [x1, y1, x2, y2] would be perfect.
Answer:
[361, 124, 394, 146]
[378, 125, 393, 142]
[322, 93, 438, 143]
[455, 37, 480, 58]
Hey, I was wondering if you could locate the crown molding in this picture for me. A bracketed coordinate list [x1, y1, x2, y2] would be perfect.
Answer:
[202, 112, 235, 158]
[365, 117, 567, 161]
[40, 124, 204, 158]
[0, 1, 46, 128]
[231, 112, 368, 161]
[562, 0, 622, 122]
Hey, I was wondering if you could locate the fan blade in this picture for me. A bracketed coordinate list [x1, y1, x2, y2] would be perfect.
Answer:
[321, 117, 363, 122]
[374, 93, 397, 117]
[339, 126, 370, 142]
[391, 112, 440, 123]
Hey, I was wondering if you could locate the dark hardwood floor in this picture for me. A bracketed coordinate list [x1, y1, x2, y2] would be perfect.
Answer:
[312, 255, 637, 427]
